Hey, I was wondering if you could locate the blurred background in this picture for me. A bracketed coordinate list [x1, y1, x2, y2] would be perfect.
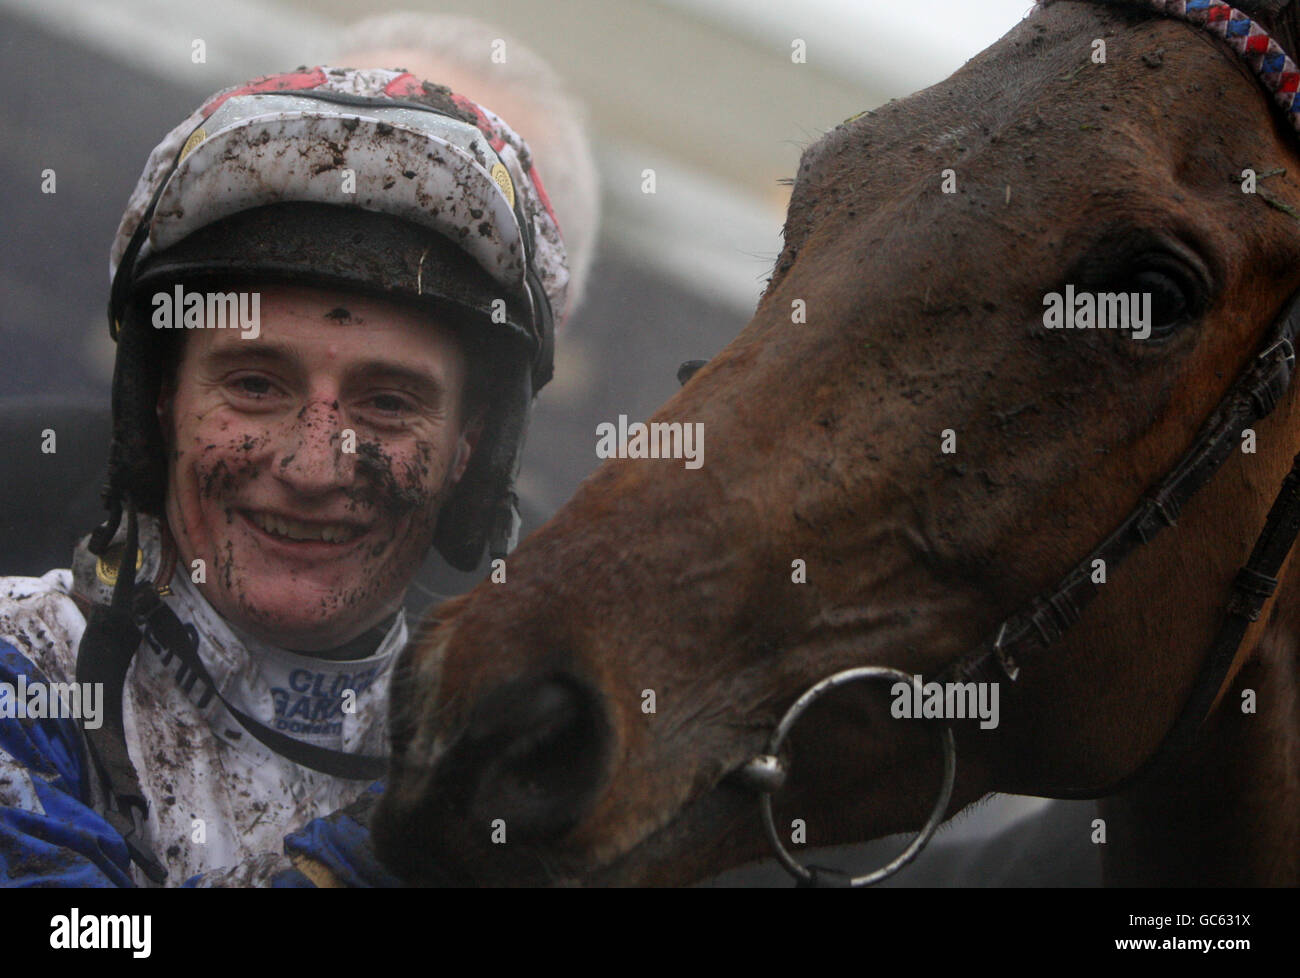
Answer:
[0, 0, 1101, 885]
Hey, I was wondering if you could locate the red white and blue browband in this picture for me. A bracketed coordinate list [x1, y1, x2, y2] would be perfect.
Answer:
[1045, 0, 1300, 135]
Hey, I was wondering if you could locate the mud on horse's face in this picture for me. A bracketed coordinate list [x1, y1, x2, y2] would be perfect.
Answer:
[375, 0, 1300, 886]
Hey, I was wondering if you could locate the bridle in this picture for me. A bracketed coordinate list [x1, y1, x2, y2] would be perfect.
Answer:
[730, 0, 1300, 887]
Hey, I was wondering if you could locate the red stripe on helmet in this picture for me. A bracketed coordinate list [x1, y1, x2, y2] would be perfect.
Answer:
[526, 165, 560, 229]
[384, 72, 426, 98]
[450, 93, 508, 152]
[199, 67, 329, 119]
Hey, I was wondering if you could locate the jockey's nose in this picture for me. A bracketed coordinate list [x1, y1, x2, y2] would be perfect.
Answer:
[431, 671, 612, 843]
[274, 398, 355, 496]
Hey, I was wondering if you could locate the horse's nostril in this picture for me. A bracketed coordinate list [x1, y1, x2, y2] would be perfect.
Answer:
[438, 672, 611, 843]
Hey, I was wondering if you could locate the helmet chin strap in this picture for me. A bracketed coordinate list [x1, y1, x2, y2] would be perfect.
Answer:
[488, 490, 523, 562]
[76, 501, 169, 884]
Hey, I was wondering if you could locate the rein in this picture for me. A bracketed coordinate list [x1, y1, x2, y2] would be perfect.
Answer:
[739, 0, 1300, 886]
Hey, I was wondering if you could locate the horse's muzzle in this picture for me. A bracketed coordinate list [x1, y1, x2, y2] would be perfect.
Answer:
[375, 668, 613, 884]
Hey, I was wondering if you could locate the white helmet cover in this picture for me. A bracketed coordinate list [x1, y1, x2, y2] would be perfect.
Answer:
[111, 66, 569, 350]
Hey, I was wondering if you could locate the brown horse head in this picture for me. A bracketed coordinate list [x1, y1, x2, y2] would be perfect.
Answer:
[373, 0, 1300, 886]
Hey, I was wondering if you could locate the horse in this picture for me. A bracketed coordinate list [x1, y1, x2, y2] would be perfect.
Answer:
[372, 0, 1300, 886]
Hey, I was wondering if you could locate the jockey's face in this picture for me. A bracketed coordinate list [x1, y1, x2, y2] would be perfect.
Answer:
[159, 282, 477, 652]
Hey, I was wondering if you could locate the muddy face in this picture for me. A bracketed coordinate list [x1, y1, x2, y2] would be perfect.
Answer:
[160, 282, 476, 652]
[375, 1, 1300, 885]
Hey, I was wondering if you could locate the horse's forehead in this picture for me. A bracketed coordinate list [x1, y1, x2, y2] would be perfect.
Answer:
[794, 2, 1266, 196]
[794, 6, 1088, 182]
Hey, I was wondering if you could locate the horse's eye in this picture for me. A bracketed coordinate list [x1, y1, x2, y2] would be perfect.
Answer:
[1126, 267, 1191, 338]
[1067, 233, 1212, 345]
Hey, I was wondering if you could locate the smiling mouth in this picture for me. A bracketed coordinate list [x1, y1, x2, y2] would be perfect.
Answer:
[245, 510, 367, 545]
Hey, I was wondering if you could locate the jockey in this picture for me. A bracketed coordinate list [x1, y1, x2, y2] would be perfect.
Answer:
[0, 66, 567, 886]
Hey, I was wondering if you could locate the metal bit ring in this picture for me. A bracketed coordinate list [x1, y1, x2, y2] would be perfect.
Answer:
[746, 666, 957, 888]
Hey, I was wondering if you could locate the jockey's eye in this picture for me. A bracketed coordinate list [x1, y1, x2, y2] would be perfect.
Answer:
[228, 374, 276, 398]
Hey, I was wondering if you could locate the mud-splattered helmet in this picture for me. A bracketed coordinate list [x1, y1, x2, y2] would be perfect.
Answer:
[102, 66, 568, 570]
